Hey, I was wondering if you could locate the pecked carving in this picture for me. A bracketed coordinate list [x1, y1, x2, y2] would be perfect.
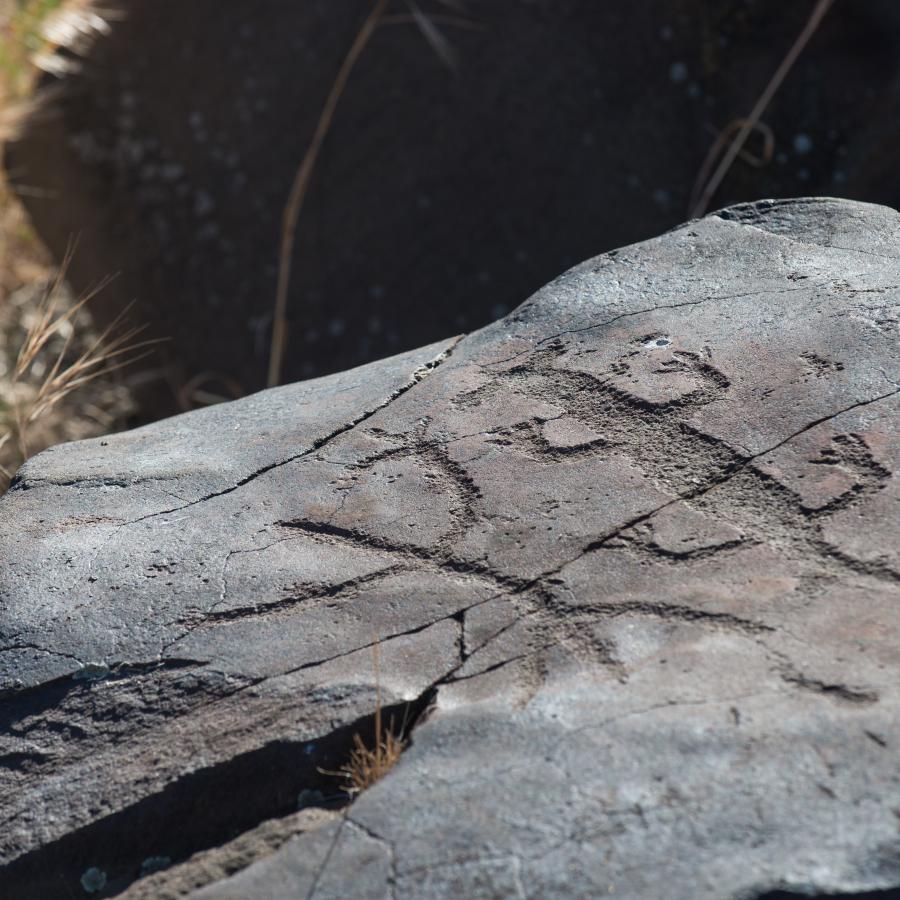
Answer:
[1, 200, 898, 899]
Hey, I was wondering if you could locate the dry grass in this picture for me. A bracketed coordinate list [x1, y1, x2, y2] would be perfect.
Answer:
[337, 642, 406, 795]
[0, 261, 149, 489]
[0, 233, 141, 495]
[339, 716, 406, 795]
[305, 641, 414, 900]
[0, 0, 143, 493]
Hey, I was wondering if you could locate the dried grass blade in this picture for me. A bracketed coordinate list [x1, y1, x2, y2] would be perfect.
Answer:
[268, 0, 390, 388]
[407, 1, 458, 70]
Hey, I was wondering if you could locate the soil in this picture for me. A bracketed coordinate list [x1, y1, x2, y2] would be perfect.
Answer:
[7, 0, 900, 419]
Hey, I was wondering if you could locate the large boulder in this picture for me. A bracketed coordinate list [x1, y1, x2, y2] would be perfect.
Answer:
[1, 198, 899, 899]
[7, 1, 900, 407]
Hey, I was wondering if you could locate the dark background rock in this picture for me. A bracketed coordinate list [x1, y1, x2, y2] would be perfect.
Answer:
[7, 0, 900, 411]
[1, 199, 898, 898]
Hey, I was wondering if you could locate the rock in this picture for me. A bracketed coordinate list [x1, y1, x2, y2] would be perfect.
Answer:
[1, 197, 899, 899]
[115, 808, 340, 900]
[8, 1, 900, 406]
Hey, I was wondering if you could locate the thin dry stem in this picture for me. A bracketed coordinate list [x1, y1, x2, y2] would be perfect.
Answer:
[14, 240, 78, 377]
[405, 1, 459, 69]
[690, 0, 834, 218]
[268, 0, 390, 388]
[688, 118, 774, 214]
[267, 0, 471, 388]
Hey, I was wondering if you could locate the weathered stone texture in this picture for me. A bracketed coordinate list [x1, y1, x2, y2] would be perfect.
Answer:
[1, 198, 899, 898]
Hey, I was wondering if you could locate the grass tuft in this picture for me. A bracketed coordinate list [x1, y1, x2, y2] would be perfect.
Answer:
[339, 716, 406, 795]
[334, 640, 407, 796]
[0, 253, 155, 490]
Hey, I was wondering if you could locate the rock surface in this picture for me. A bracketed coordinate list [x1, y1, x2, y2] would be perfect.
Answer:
[2, 197, 900, 899]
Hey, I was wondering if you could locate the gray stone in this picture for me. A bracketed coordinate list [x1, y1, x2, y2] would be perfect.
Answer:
[1, 198, 899, 899]
[118, 808, 340, 900]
